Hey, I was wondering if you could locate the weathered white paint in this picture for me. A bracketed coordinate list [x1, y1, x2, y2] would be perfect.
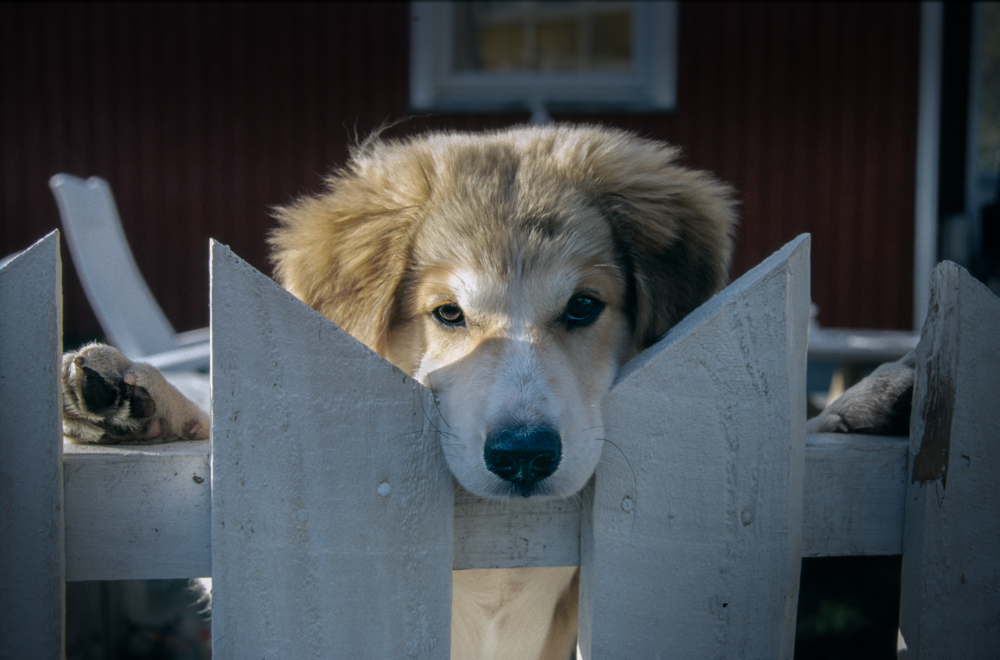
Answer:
[899, 261, 1000, 658]
[452, 486, 582, 570]
[209, 242, 453, 659]
[580, 235, 810, 659]
[802, 434, 908, 557]
[60, 432, 913, 579]
[62, 439, 211, 581]
[8, 231, 997, 657]
[1, 232, 65, 660]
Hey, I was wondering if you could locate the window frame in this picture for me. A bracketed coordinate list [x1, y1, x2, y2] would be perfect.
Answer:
[410, 1, 678, 114]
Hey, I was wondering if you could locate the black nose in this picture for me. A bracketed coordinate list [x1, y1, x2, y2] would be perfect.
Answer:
[483, 424, 561, 491]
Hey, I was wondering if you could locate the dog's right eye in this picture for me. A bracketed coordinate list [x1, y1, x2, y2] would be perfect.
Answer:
[432, 304, 465, 327]
[564, 294, 604, 329]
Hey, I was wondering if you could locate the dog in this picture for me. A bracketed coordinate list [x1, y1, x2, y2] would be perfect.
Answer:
[61, 124, 913, 659]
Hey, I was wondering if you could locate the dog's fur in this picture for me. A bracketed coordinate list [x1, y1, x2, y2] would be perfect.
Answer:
[806, 351, 915, 435]
[269, 125, 735, 501]
[62, 343, 209, 444]
[61, 124, 912, 659]
[266, 125, 736, 658]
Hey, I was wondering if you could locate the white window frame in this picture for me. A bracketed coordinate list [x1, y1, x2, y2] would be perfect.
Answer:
[410, 1, 678, 114]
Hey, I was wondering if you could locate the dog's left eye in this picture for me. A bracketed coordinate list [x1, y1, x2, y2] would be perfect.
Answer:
[564, 295, 603, 328]
[432, 303, 466, 327]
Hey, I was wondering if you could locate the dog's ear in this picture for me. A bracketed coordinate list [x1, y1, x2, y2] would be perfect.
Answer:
[269, 143, 431, 353]
[584, 132, 738, 348]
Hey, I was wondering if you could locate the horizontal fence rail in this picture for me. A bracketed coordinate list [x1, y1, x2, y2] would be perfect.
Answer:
[61, 433, 909, 582]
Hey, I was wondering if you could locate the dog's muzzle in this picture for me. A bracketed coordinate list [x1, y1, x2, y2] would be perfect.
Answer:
[483, 424, 561, 496]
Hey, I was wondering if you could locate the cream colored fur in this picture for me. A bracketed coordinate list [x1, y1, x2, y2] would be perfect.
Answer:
[61, 343, 210, 444]
[270, 125, 737, 660]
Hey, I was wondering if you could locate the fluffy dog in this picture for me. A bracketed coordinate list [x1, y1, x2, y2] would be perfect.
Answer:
[63, 125, 736, 659]
[61, 125, 910, 659]
[267, 125, 736, 659]
[268, 125, 736, 504]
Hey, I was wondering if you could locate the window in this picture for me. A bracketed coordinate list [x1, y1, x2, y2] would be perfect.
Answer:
[410, 1, 677, 118]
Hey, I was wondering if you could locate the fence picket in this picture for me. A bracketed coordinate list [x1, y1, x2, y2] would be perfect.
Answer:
[898, 261, 1000, 658]
[580, 235, 810, 659]
[5, 231, 999, 658]
[1, 232, 65, 660]
[209, 242, 453, 659]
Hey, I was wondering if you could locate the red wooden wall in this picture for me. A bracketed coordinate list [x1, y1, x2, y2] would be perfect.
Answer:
[0, 2, 919, 339]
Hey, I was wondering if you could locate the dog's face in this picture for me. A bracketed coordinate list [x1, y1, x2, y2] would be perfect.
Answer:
[270, 125, 736, 500]
[383, 185, 634, 498]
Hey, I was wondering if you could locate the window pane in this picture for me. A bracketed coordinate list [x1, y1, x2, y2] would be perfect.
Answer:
[453, 4, 527, 71]
[590, 10, 631, 70]
[479, 22, 527, 71]
[537, 19, 579, 71]
[452, 1, 633, 74]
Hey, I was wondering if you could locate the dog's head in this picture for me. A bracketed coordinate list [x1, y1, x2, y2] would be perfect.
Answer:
[270, 125, 736, 499]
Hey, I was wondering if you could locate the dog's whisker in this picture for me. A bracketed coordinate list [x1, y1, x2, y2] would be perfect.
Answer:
[424, 373, 453, 430]
[590, 436, 639, 540]
[596, 436, 638, 496]
[381, 427, 461, 446]
[413, 383, 432, 429]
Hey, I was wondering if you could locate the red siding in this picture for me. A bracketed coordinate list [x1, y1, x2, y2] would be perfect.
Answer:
[1, 2, 919, 338]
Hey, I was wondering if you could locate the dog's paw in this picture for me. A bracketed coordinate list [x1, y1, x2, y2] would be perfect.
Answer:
[62, 343, 210, 444]
[806, 351, 915, 435]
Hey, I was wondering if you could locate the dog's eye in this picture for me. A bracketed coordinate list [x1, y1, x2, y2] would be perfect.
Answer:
[432, 303, 465, 327]
[564, 295, 603, 329]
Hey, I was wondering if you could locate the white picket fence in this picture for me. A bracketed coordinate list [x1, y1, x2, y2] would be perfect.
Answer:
[2, 231, 998, 659]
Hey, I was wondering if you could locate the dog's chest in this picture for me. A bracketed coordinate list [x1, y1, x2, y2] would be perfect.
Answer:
[451, 566, 578, 660]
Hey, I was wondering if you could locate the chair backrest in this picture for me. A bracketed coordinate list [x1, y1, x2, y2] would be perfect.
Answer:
[49, 174, 178, 359]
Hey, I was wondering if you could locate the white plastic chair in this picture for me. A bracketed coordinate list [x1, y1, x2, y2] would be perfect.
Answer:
[49, 174, 209, 372]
